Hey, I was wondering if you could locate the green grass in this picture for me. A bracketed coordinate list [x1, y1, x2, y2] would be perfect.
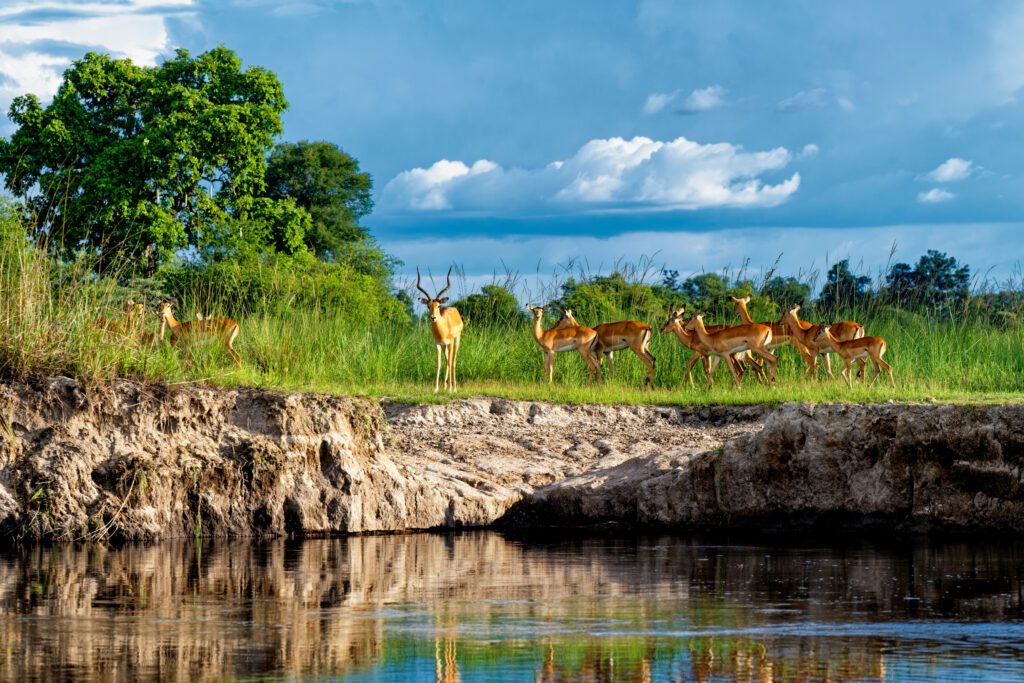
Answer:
[4, 218, 1024, 406]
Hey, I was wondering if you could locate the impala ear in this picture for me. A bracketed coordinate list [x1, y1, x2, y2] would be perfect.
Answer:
[419, 297, 429, 304]
[437, 297, 449, 304]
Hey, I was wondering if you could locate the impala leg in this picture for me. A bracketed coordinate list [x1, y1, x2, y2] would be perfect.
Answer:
[605, 350, 614, 378]
[434, 344, 443, 393]
[707, 355, 722, 389]
[226, 326, 242, 366]
[725, 353, 744, 387]
[843, 361, 853, 389]
[452, 335, 460, 391]
[754, 346, 778, 384]
[444, 343, 453, 392]
[685, 354, 701, 387]
[822, 352, 835, 378]
[630, 341, 656, 387]
[546, 351, 554, 383]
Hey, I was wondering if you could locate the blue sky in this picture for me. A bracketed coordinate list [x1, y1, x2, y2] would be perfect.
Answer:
[1, 0, 1023, 297]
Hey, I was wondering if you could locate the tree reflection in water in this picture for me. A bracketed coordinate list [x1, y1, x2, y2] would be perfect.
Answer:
[1, 532, 1023, 681]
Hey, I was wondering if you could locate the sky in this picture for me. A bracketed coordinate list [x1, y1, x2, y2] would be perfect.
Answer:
[1, 0, 1023, 299]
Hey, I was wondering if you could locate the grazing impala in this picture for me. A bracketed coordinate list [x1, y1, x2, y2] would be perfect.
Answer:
[159, 301, 242, 365]
[782, 304, 865, 379]
[814, 324, 894, 389]
[416, 267, 464, 393]
[659, 306, 765, 385]
[684, 312, 777, 387]
[556, 309, 655, 386]
[527, 305, 602, 384]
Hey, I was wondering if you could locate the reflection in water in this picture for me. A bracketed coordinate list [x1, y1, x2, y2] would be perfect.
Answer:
[1, 533, 1023, 681]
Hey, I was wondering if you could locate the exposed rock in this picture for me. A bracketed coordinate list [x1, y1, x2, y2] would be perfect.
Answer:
[1, 378, 1023, 540]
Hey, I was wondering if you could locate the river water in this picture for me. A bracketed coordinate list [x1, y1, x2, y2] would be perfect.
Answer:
[1, 532, 1022, 682]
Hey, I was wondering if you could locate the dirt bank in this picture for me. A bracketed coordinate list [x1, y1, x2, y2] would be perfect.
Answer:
[1, 378, 1021, 540]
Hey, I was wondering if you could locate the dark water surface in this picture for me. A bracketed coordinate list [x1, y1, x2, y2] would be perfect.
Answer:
[2, 532, 1023, 682]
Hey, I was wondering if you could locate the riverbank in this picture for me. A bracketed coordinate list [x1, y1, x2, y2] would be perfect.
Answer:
[1, 378, 1022, 541]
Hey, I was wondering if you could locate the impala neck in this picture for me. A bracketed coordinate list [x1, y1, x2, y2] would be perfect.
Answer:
[734, 301, 753, 324]
[532, 315, 546, 342]
[690, 317, 712, 345]
[163, 309, 180, 331]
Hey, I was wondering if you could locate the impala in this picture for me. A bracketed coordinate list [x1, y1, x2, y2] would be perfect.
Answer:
[556, 309, 655, 386]
[782, 304, 865, 379]
[416, 267, 464, 393]
[813, 324, 894, 389]
[684, 312, 777, 387]
[527, 305, 602, 384]
[159, 301, 242, 365]
[659, 306, 766, 385]
[730, 296, 813, 355]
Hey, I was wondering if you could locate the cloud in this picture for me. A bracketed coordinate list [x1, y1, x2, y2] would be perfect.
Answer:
[917, 188, 956, 203]
[381, 135, 801, 215]
[676, 85, 726, 113]
[643, 84, 725, 114]
[926, 157, 974, 182]
[798, 143, 819, 159]
[837, 96, 855, 111]
[642, 90, 678, 114]
[776, 87, 828, 111]
[0, 1, 194, 110]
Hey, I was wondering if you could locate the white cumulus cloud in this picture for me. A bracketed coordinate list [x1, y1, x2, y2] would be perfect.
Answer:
[926, 157, 974, 182]
[0, 1, 194, 111]
[917, 188, 956, 203]
[776, 87, 828, 111]
[381, 135, 801, 215]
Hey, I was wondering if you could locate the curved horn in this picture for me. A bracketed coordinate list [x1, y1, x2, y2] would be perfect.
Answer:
[415, 267, 432, 299]
[436, 266, 453, 298]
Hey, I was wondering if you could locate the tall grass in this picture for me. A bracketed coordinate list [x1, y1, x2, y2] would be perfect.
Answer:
[3, 210, 1023, 405]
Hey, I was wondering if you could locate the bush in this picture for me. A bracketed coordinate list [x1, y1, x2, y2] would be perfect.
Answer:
[159, 249, 408, 325]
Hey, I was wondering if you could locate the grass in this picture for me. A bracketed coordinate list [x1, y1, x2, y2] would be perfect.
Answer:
[3, 218, 1024, 406]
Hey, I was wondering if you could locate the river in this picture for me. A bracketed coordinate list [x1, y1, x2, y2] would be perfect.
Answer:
[1, 532, 1022, 681]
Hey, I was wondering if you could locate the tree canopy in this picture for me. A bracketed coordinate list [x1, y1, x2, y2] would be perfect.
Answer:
[264, 141, 373, 258]
[0, 47, 290, 270]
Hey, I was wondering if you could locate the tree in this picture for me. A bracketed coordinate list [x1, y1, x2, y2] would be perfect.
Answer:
[0, 47, 289, 271]
[264, 141, 373, 258]
[818, 260, 872, 311]
[885, 250, 970, 313]
[451, 284, 525, 326]
[762, 276, 811, 308]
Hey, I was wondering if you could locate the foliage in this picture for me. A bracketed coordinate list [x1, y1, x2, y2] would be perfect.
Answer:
[761, 276, 812, 308]
[450, 284, 525, 326]
[159, 249, 408, 323]
[0, 47, 288, 270]
[818, 259, 873, 312]
[560, 272, 676, 324]
[884, 250, 970, 315]
[264, 140, 373, 258]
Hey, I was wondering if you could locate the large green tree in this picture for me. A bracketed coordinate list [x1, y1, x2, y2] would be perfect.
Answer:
[264, 140, 373, 258]
[0, 47, 290, 271]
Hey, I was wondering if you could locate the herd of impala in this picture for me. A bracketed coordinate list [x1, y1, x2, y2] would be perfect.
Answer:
[419, 267, 894, 394]
[98, 267, 894, 394]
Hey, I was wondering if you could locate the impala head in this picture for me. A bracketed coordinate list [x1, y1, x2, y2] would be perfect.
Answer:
[525, 304, 547, 321]
[555, 307, 580, 328]
[729, 295, 751, 306]
[125, 299, 144, 321]
[813, 324, 832, 341]
[158, 300, 175, 321]
[416, 266, 453, 322]
[660, 305, 686, 333]
[682, 310, 705, 332]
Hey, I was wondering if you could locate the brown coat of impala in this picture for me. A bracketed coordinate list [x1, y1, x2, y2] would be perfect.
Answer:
[556, 309, 655, 386]
[782, 304, 865, 378]
[527, 305, 602, 384]
[683, 312, 777, 387]
[730, 296, 813, 356]
[814, 325, 894, 389]
[416, 267, 464, 393]
[659, 306, 765, 385]
[159, 301, 242, 365]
